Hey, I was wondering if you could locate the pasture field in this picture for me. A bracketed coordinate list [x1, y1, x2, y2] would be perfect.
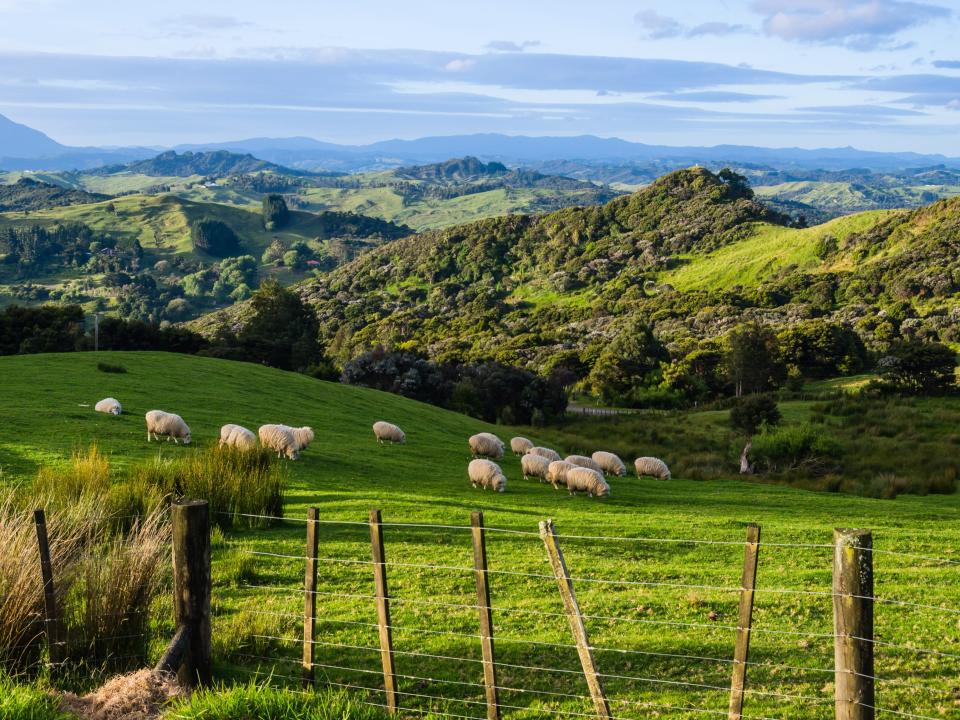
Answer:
[1, 352, 959, 719]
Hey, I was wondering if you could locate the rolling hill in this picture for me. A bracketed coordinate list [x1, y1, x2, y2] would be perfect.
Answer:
[0, 177, 109, 211]
[194, 166, 960, 375]
[90, 150, 313, 178]
[1, 351, 958, 719]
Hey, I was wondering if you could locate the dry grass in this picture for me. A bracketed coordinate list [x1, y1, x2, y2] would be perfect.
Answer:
[60, 669, 184, 720]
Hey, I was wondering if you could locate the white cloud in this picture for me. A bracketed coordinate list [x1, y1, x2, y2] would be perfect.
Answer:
[444, 59, 476, 73]
[634, 10, 684, 39]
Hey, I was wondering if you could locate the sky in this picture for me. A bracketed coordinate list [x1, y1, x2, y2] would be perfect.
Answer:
[0, 0, 958, 152]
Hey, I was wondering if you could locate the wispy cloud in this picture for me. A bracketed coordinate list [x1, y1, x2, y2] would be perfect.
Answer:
[648, 91, 781, 103]
[635, 12, 752, 39]
[751, 0, 951, 51]
[485, 40, 541, 53]
[933, 59, 960, 68]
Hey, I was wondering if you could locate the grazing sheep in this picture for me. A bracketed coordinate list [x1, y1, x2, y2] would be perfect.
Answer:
[469, 432, 505, 460]
[258, 424, 300, 460]
[219, 424, 257, 451]
[566, 467, 611, 498]
[530, 446, 561, 462]
[145, 410, 191, 445]
[468, 459, 507, 492]
[635, 456, 671, 481]
[592, 451, 627, 477]
[373, 421, 406, 444]
[94, 397, 122, 416]
[546, 460, 576, 490]
[280, 425, 314, 451]
[565, 454, 604, 474]
[520, 453, 551, 482]
[510, 436, 534, 455]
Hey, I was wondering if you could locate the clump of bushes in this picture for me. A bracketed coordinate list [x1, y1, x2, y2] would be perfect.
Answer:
[748, 423, 843, 476]
[96, 361, 127, 374]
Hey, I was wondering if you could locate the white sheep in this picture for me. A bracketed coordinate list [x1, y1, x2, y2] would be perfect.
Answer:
[565, 454, 604, 474]
[592, 451, 627, 477]
[94, 397, 122, 416]
[635, 456, 671, 481]
[219, 424, 257, 451]
[468, 459, 506, 492]
[258, 424, 300, 460]
[510, 436, 534, 455]
[279, 425, 314, 451]
[566, 467, 611, 498]
[469, 432, 505, 460]
[145, 410, 191, 445]
[520, 453, 551, 482]
[373, 421, 406, 444]
[546, 460, 576, 490]
[530, 446, 561, 462]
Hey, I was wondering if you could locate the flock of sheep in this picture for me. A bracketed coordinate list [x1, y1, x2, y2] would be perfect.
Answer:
[94, 399, 669, 498]
[466, 432, 670, 498]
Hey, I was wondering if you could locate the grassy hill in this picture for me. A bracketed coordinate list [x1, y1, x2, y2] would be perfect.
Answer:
[1, 351, 958, 719]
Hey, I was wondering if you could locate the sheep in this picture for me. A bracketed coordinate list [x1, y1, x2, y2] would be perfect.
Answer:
[145, 410, 191, 445]
[258, 424, 300, 460]
[468, 459, 506, 492]
[510, 436, 534, 455]
[566, 467, 611, 498]
[520, 453, 551, 482]
[546, 460, 576, 490]
[469, 432, 504, 460]
[635, 456, 671, 481]
[373, 421, 406, 445]
[592, 451, 627, 477]
[530, 446, 561, 462]
[280, 425, 314, 451]
[565, 454, 604, 474]
[94, 397, 122, 416]
[219, 424, 257, 451]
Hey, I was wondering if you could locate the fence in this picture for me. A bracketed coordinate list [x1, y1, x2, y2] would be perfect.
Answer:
[9, 501, 960, 720]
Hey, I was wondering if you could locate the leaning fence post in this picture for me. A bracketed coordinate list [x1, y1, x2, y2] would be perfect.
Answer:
[833, 529, 874, 720]
[303, 507, 319, 689]
[539, 519, 611, 720]
[370, 509, 398, 714]
[728, 524, 761, 720]
[34, 509, 64, 670]
[171, 499, 211, 686]
[471, 511, 500, 720]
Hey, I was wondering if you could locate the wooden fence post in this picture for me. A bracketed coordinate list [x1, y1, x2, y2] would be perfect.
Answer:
[171, 499, 211, 686]
[34, 509, 64, 670]
[303, 507, 319, 689]
[539, 519, 611, 720]
[833, 529, 874, 720]
[370, 509, 398, 714]
[728, 524, 761, 720]
[471, 511, 500, 720]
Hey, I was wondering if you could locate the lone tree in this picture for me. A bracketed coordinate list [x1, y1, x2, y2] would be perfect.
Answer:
[262, 194, 289, 231]
[190, 218, 241, 258]
[877, 339, 957, 395]
[729, 393, 782, 474]
[725, 322, 787, 397]
[238, 279, 323, 371]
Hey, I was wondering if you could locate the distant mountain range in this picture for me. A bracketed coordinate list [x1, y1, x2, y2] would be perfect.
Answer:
[3, 113, 959, 173]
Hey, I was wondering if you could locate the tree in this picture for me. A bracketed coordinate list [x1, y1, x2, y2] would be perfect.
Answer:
[190, 218, 241, 257]
[725, 323, 787, 397]
[238, 280, 324, 371]
[877, 340, 957, 395]
[586, 317, 668, 404]
[262, 194, 289, 231]
[729, 394, 782, 474]
[778, 320, 867, 379]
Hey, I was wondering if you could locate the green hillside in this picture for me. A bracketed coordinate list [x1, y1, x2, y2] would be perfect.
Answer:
[1, 351, 958, 719]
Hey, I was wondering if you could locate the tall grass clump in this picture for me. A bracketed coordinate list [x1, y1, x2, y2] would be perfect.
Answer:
[170, 681, 389, 719]
[33, 445, 111, 502]
[134, 446, 286, 528]
[0, 672, 71, 720]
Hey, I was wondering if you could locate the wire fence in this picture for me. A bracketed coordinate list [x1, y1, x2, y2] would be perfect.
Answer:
[209, 509, 960, 720]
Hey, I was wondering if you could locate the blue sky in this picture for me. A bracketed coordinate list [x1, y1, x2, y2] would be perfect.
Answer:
[0, 0, 958, 151]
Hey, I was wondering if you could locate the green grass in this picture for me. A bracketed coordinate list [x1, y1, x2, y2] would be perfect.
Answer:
[2, 352, 959, 719]
[0, 674, 71, 720]
[661, 211, 894, 291]
[167, 682, 389, 719]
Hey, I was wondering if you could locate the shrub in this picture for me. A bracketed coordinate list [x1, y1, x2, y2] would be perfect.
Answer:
[730, 394, 781, 436]
[190, 218, 241, 258]
[749, 423, 843, 475]
[96, 361, 127, 374]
